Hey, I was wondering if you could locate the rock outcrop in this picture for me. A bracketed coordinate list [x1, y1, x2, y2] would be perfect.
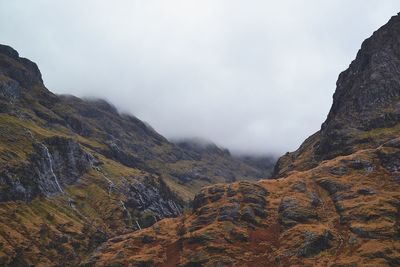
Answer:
[317, 13, 400, 159]
[273, 13, 400, 177]
[0, 136, 94, 201]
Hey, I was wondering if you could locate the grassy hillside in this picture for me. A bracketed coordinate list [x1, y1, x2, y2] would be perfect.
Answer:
[89, 137, 400, 266]
[0, 44, 274, 265]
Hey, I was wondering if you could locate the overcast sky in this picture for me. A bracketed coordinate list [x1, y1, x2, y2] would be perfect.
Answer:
[1, 1, 399, 155]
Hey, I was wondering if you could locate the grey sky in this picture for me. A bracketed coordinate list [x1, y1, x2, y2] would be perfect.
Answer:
[1, 1, 399, 155]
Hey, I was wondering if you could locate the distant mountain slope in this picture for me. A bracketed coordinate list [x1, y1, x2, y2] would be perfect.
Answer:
[90, 13, 400, 266]
[0, 44, 272, 265]
[234, 154, 276, 178]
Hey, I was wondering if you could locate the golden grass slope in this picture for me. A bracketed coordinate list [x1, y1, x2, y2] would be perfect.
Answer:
[88, 137, 400, 266]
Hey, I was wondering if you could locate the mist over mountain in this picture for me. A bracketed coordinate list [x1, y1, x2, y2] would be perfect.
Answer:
[2, 1, 400, 155]
[0, 43, 275, 265]
[90, 13, 400, 266]
[0, 2, 400, 267]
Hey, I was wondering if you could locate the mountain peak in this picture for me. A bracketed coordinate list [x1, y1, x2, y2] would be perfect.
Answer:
[317, 13, 400, 159]
[0, 43, 43, 87]
[0, 44, 19, 59]
[274, 13, 400, 177]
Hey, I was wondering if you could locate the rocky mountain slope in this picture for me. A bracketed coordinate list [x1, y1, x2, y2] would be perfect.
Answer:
[273, 13, 400, 178]
[89, 14, 400, 266]
[0, 44, 273, 265]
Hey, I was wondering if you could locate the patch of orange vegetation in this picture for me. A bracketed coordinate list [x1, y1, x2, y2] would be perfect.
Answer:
[87, 142, 400, 266]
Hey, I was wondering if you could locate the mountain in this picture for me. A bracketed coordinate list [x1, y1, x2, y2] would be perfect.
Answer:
[233, 154, 275, 178]
[273, 13, 400, 177]
[89, 14, 400, 266]
[174, 138, 276, 179]
[0, 44, 273, 265]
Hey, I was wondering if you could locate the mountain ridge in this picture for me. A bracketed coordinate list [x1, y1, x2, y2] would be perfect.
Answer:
[0, 43, 274, 265]
[1, 12, 400, 267]
[273, 12, 400, 178]
[88, 13, 400, 266]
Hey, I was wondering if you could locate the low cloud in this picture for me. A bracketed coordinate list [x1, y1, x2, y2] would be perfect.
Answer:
[1, 0, 399, 155]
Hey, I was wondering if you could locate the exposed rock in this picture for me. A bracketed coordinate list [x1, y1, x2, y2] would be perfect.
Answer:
[240, 206, 258, 225]
[237, 181, 268, 197]
[141, 234, 154, 244]
[377, 149, 400, 176]
[383, 137, 400, 149]
[309, 192, 322, 207]
[102, 142, 150, 172]
[0, 44, 43, 86]
[292, 181, 308, 193]
[329, 166, 348, 176]
[189, 213, 216, 232]
[357, 188, 376, 195]
[278, 197, 318, 228]
[346, 158, 374, 172]
[38, 137, 95, 187]
[124, 177, 183, 219]
[316, 178, 351, 195]
[193, 192, 209, 211]
[297, 230, 334, 257]
[218, 203, 240, 222]
[0, 136, 94, 201]
[0, 44, 19, 59]
[271, 132, 320, 178]
[229, 228, 249, 242]
[317, 14, 400, 159]
[273, 14, 400, 177]
[190, 182, 270, 231]
[0, 78, 20, 102]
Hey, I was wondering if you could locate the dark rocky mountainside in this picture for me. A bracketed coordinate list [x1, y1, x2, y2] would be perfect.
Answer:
[90, 14, 400, 266]
[0, 44, 273, 265]
[273, 13, 400, 178]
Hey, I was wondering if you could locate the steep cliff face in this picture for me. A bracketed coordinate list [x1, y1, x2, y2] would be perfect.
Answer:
[89, 14, 400, 266]
[0, 136, 94, 201]
[273, 13, 400, 177]
[317, 13, 400, 159]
